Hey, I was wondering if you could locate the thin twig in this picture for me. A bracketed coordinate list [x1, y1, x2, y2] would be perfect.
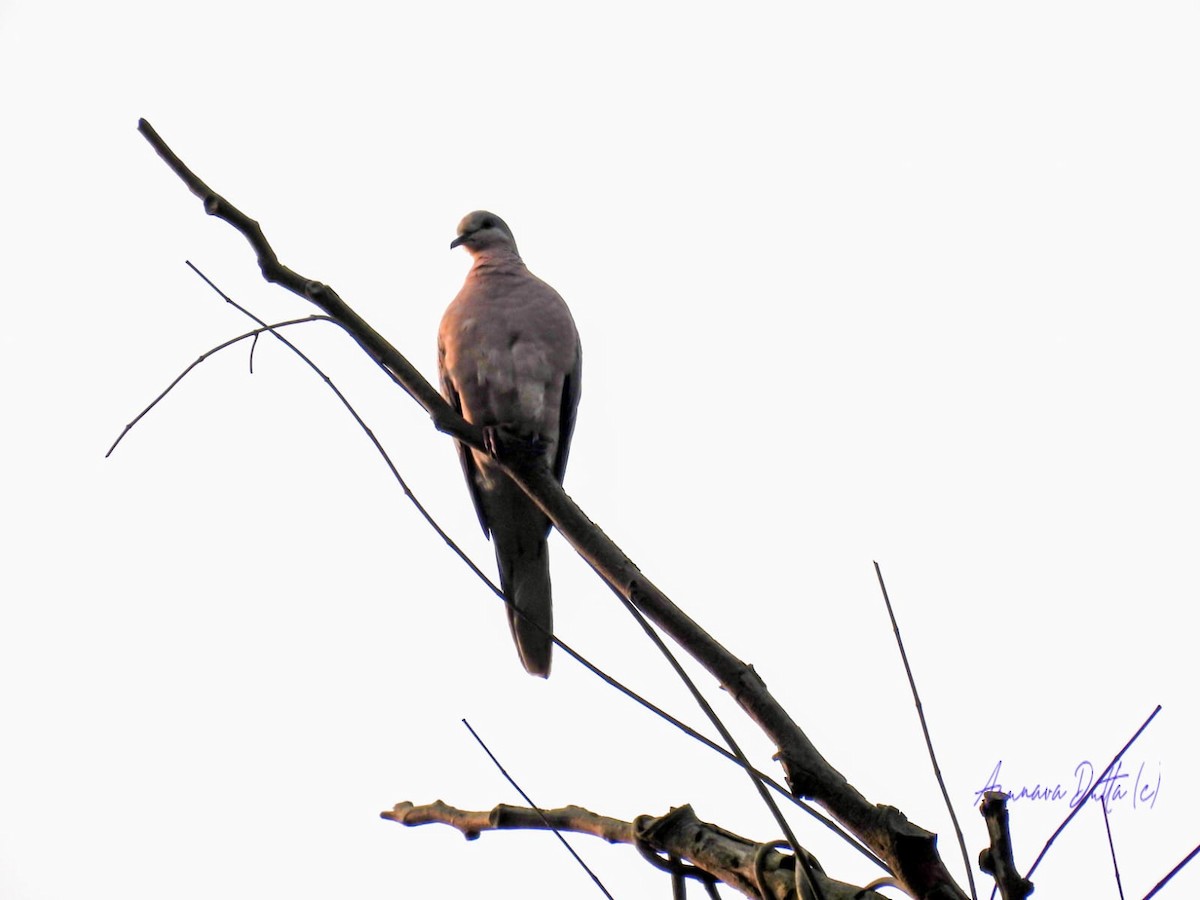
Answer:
[462, 719, 615, 900]
[1142, 841, 1200, 899]
[1101, 796, 1125, 900]
[874, 562, 976, 900]
[613, 584, 826, 900]
[556, 636, 886, 872]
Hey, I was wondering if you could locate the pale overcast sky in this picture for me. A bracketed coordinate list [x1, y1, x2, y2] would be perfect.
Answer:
[2, 2, 1198, 898]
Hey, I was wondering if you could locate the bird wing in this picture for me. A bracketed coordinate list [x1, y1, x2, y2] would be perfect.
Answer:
[553, 336, 583, 485]
[438, 339, 491, 537]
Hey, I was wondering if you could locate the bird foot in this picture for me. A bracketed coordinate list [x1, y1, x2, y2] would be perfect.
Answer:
[482, 424, 548, 461]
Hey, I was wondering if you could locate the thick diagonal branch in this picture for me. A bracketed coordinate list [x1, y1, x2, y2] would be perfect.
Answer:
[138, 118, 968, 900]
[384, 801, 889, 900]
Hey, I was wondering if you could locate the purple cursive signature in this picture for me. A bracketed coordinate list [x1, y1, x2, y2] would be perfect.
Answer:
[974, 760, 1162, 813]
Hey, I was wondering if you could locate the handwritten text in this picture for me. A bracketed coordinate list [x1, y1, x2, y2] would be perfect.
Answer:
[974, 760, 1161, 813]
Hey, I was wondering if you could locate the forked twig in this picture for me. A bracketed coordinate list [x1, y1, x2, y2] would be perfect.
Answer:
[1023, 705, 1161, 883]
[106, 315, 329, 457]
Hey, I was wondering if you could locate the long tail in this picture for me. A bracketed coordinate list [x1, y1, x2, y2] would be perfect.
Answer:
[495, 535, 553, 678]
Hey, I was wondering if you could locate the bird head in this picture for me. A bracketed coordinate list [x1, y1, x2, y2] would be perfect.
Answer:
[450, 210, 520, 257]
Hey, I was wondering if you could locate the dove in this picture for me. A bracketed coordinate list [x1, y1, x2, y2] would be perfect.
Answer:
[438, 211, 582, 677]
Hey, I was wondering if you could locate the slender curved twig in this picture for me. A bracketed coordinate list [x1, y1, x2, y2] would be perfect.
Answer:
[105, 315, 330, 458]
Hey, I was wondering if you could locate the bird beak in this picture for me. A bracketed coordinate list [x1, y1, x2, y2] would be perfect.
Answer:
[449, 234, 467, 250]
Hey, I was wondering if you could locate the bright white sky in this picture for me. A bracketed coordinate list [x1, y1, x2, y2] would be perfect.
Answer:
[2, 2, 1198, 898]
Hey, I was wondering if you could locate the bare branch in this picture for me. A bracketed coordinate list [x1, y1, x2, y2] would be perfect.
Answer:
[138, 118, 968, 900]
[383, 801, 889, 900]
[977, 793, 1032, 900]
[137, 118, 454, 428]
